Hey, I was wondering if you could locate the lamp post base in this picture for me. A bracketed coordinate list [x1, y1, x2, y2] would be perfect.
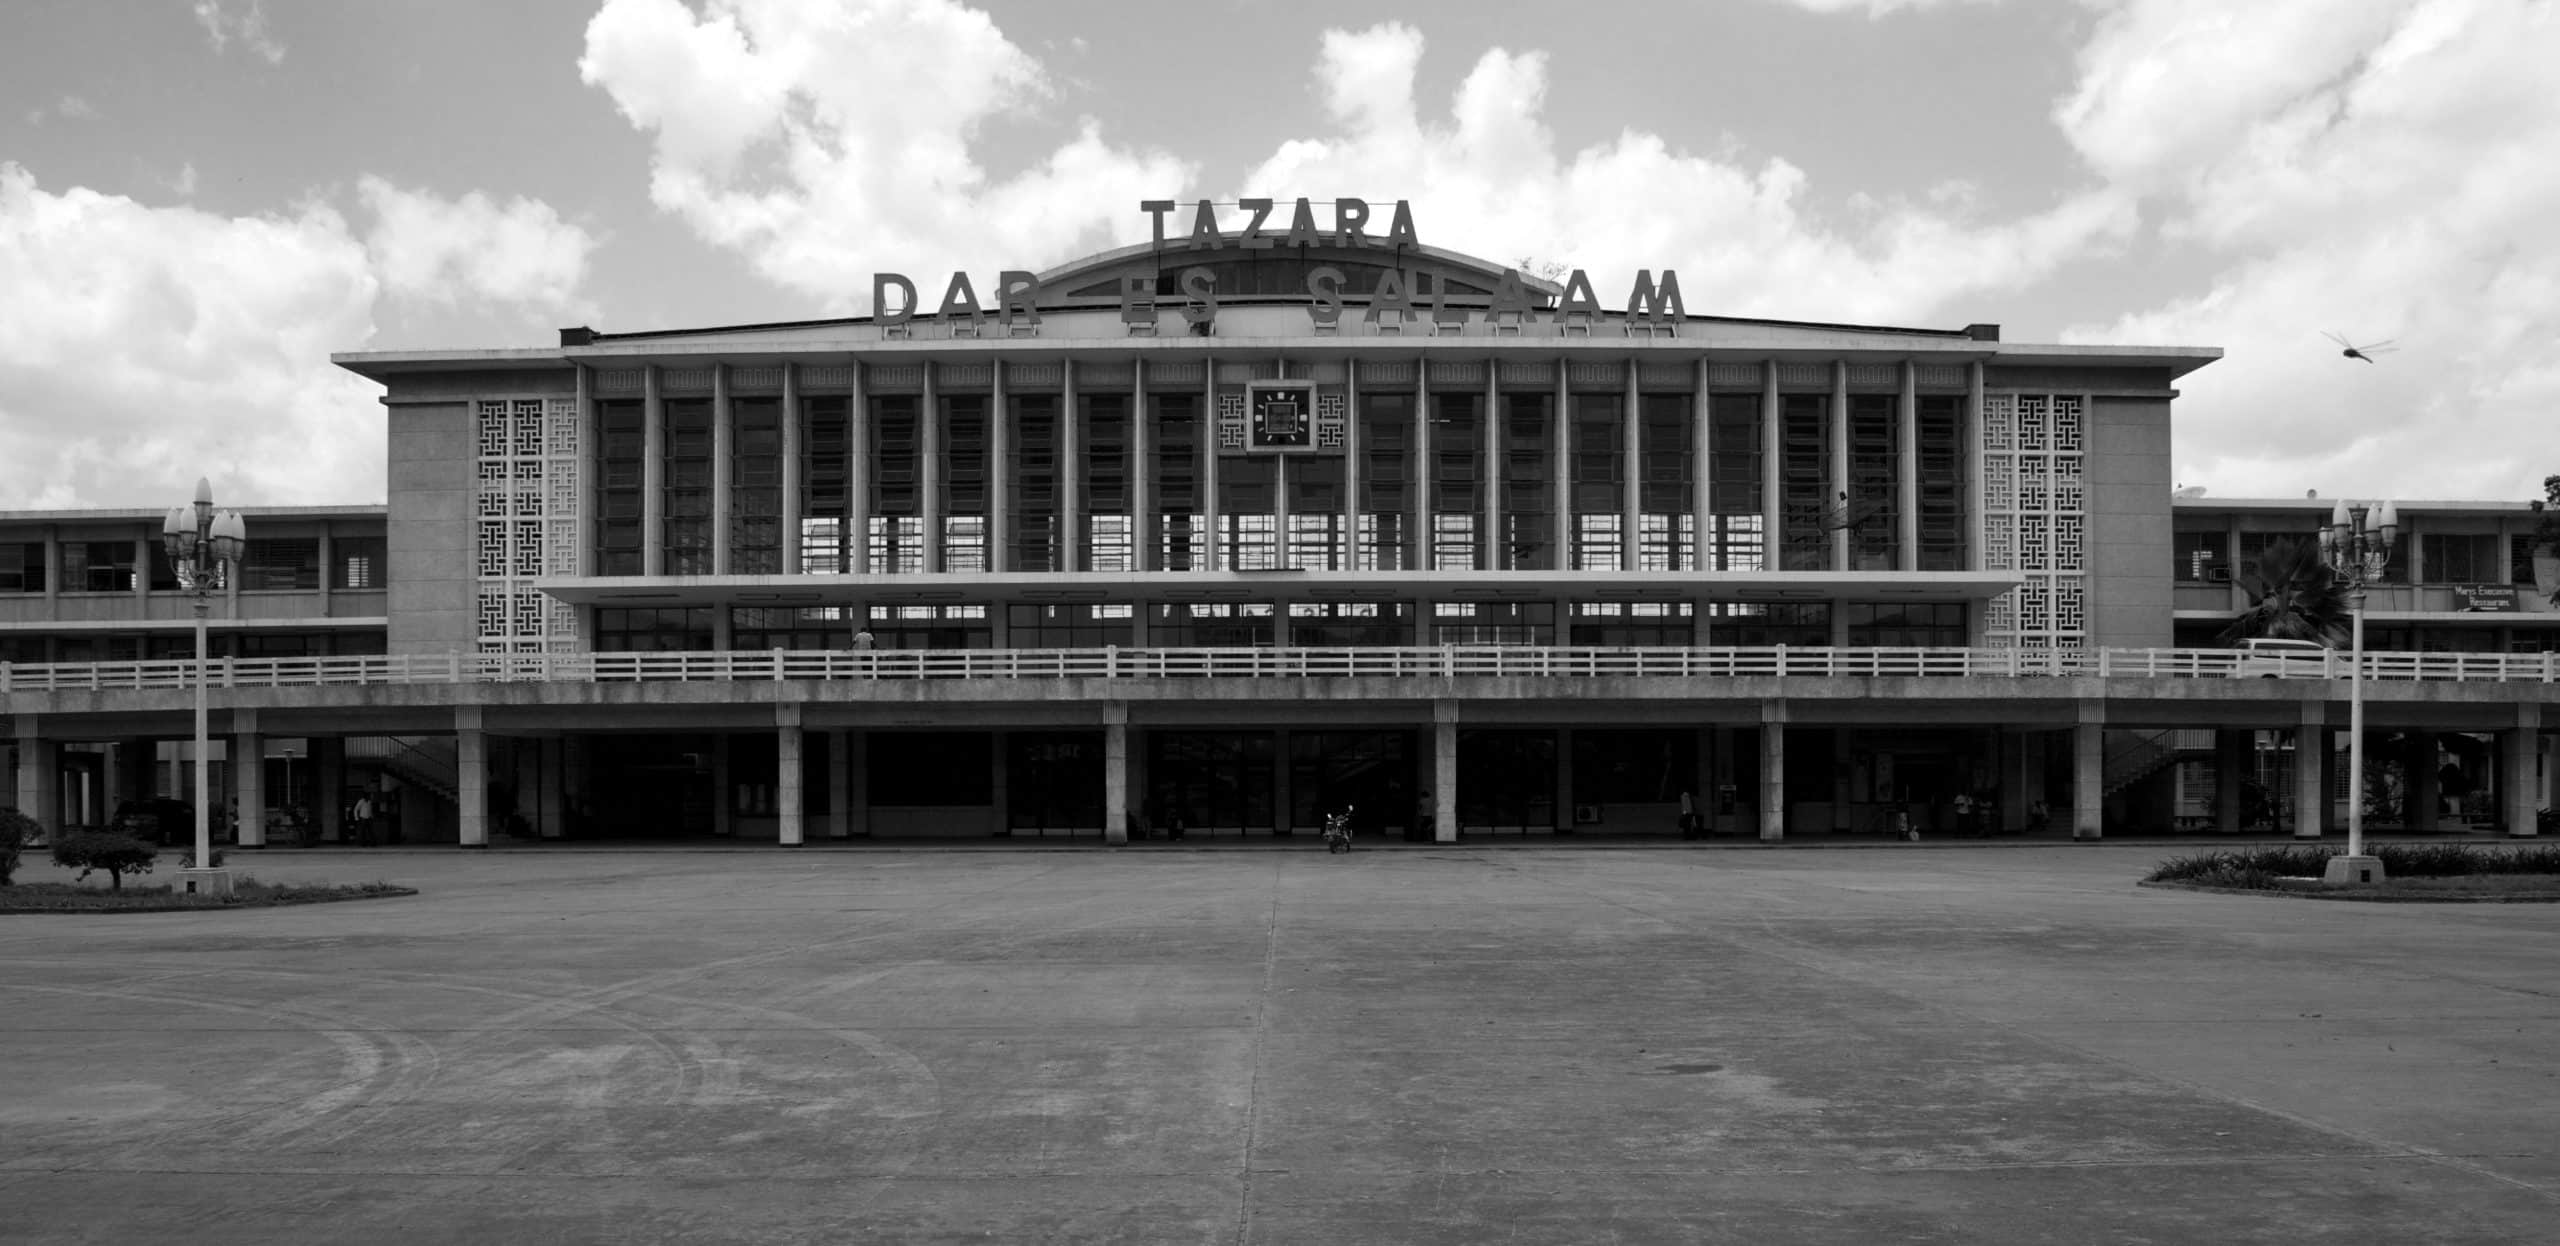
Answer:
[177, 868, 235, 898]
[2322, 854, 2386, 886]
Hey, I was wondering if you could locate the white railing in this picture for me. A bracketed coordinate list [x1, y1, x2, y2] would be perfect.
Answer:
[4, 645, 2559, 694]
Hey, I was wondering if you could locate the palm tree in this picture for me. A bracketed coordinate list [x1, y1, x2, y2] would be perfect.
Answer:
[2218, 538, 2350, 646]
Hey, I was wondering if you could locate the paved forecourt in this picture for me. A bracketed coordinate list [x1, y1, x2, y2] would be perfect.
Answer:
[1, 846, 2555, 1244]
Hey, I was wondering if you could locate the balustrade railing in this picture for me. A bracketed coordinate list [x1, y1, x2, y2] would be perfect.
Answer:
[4, 645, 2558, 693]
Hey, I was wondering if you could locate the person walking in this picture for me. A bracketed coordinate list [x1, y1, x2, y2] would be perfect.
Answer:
[350, 789, 376, 847]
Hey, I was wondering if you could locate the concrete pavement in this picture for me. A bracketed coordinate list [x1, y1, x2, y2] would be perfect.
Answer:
[1, 845, 2555, 1244]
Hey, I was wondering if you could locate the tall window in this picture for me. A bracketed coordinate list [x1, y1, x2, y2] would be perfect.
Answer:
[1848, 394, 1898, 570]
[1567, 601, 1693, 646]
[2173, 529, 2227, 582]
[1711, 602, 1829, 647]
[730, 606, 847, 650]
[801, 396, 853, 573]
[1568, 392, 1622, 571]
[731, 396, 783, 574]
[1500, 391, 1555, 570]
[1708, 392, 1763, 571]
[1081, 393, 1133, 572]
[1008, 603, 1136, 648]
[1287, 457, 1346, 570]
[1008, 393, 1061, 571]
[1152, 393, 1202, 570]
[1916, 395, 1966, 571]
[1778, 393, 1830, 571]
[1219, 457, 1278, 570]
[868, 395, 923, 573]
[595, 398, 644, 576]
[1357, 391, 1414, 570]
[939, 394, 990, 572]
[1431, 391, 1484, 570]
[663, 397, 713, 575]
[595, 606, 714, 652]
[1637, 392, 1695, 571]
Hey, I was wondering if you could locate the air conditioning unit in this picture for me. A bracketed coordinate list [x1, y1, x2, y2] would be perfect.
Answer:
[1572, 804, 1603, 825]
[2204, 567, 2233, 584]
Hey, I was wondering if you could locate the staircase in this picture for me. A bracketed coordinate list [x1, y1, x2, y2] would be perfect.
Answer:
[2106, 728, 2209, 797]
[346, 735, 460, 804]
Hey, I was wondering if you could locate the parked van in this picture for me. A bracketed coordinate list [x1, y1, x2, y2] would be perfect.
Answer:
[2230, 636, 2331, 678]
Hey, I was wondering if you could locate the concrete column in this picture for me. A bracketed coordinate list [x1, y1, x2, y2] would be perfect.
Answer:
[2000, 729, 2030, 833]
[1759, 703, 1786, 841]
[536, 738, 564, 840]
[1620, 357, 1640, 571]
[2293, 702, 2325, 839]
[233, 709, 264, 848]
[1555, 727, 1575, 833]
[2320, 727, 2342, 836]
[712, 364, 733, 575]
[2073, 705, 2103, 840]
[1692, 357, 1713, 572]
[1898, 360, 1919, 571]
[990, 364, 1009, 574]
[1413, 357, 1430, 573]
[1104, 704, 1129, 846]
[15, 716, 59, 835]
[712, 735, 733, 837]
[1131, 360, 1151, 571]
[1554, 363, 1571, 570]
[1200, 359, 1220, 570]
[828, 730, 850, 838]
[847, 364, 871, 573]
[1830, 361, 1850, 573]
[1433, 701, 1459, 843]
[457, 707, 487, 847]
[2507, 703, 2541, 837]
[781, 364, 803, 575]
[1062, 360, 1081, 571]
[575, 364, 597, 577]
[1482, 370, 1499, 571]
[922, 365, 943, 573]
[847, 729, 870, 837]
[316, 736, 346, 843]
[990, 729, 1011, 836]
[1272, 728, 1292, 834]
[1343, 359, 1362, 569]
[777, 706, 804, 846]
[2410, 731, 2441, 832]
[2215, 730, 2248, 833]
[1759, 361, 1782, 557]
[1966, 361, 1986, 572]
[643, 367, 665, 576]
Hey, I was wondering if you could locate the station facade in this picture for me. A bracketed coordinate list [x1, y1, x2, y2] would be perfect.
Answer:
[4, 204, 2555, 846]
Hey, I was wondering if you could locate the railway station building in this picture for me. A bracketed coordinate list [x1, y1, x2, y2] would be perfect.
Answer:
[4, 201, 2555, 846]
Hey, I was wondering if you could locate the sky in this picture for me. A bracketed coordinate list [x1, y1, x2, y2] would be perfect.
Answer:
[2, 0, 2554, 511]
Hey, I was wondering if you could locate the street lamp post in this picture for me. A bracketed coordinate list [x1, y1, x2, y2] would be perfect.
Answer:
[162, 478, 245, 893]
[2319, 497, 2398, 884]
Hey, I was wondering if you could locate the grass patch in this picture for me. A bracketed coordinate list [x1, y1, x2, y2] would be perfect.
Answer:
[2145, 843, 2560, 900]
[0, 878, 416, 914]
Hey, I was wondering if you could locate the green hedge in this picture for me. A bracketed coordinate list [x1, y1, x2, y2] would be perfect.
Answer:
[2147, 843, 2560, 887]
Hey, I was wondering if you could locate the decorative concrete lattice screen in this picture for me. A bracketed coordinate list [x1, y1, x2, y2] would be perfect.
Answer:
[473, 398, 582, 655]
[1980, 394, 2086, 649]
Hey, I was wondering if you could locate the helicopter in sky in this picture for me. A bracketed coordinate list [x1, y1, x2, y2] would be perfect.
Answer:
[2324, 331, 2396, 363]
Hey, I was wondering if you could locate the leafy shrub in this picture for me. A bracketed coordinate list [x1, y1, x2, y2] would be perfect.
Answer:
[50, 832, 160, 891]
[2149, 842, 2560, 885]
[0, 808, 39, 886]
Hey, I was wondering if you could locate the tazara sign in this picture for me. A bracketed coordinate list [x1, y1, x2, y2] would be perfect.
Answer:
[870, 198, 1687, 331]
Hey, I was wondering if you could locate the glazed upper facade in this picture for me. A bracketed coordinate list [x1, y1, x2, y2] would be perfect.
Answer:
[333, 231, 2222, 658]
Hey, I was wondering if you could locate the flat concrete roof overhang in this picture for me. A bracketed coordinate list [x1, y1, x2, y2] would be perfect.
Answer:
[332, 335, 2225, 384]
[533, 569, 2029, 610]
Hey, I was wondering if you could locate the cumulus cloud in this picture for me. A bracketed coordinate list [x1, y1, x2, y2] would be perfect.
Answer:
[1765, 0, 2003, 13]
[359, 177, 599, 323]
[1235, 24, 2132, 324]
[192, 0, 286, 65]
[0, 164, 376, 509]
[0, 168, 602, 508]
[578, 0, 1191, 312]
[2060, 0, 2560, 500]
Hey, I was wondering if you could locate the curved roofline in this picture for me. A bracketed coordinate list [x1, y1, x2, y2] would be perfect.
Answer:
[1032, 235, 1566, 296]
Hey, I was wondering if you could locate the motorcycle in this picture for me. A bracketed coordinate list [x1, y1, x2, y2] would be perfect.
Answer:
[1322, 806, 1355, 854]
